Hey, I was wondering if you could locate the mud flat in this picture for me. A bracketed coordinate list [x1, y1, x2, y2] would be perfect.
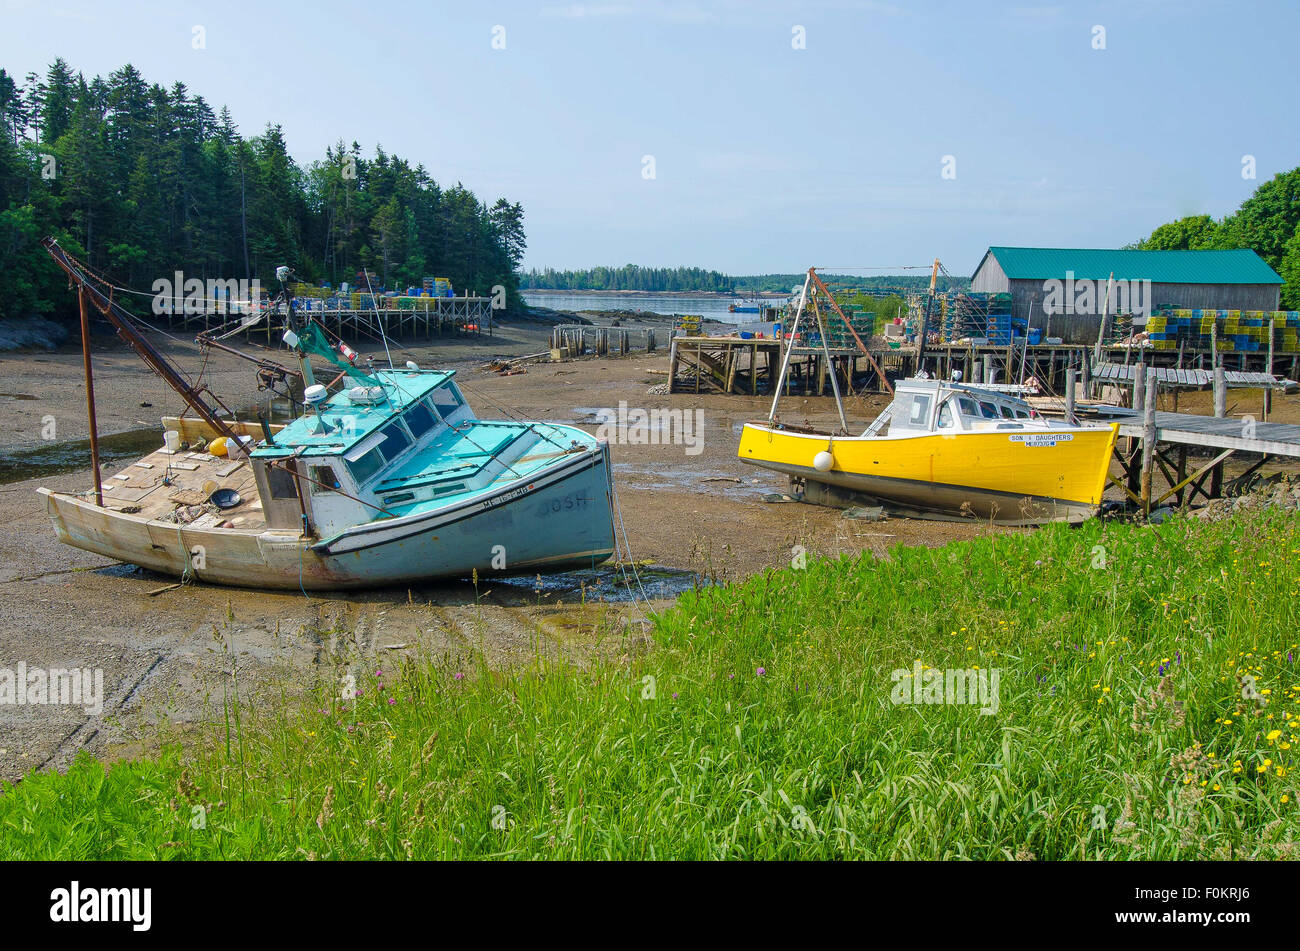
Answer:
[9, 322, 1294, 782]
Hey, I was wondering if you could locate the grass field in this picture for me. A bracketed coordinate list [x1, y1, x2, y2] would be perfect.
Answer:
[2, 510, 1297, 859]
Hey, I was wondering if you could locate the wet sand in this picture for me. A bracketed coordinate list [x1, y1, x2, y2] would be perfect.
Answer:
[2, 318, 1297, 782]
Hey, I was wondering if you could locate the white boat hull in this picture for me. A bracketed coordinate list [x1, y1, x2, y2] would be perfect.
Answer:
[38, 447, 616, 590]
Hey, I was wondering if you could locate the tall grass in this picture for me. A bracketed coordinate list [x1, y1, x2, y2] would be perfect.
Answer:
[2, 511, 1297, 859]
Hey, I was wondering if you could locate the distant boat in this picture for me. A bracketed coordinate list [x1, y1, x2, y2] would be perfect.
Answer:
[38, 239, 617, 590]
[729, 303, 761, 314]
[739, 378, 1118, 524]
[737, 266, 1118, 524]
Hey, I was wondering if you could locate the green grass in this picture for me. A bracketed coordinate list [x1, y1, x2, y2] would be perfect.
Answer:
[3, 511, 1298, 859]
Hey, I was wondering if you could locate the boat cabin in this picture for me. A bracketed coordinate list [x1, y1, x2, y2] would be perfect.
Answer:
[875, 379, 1048, 436]
[249, 369, 476, 537]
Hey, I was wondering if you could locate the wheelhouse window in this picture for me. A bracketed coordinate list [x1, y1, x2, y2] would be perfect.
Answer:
[1000, 405, 1016, 419]
[958, 397, 979, 418]
[309, 464, 341, 492]
[908, 394, 931, 426]
[405, 401, 436, 439]
[978, 401, 999, 419]
[266, 461, 299, 500]
[375, 421, 412, 460]
[430, 384, 462, 417]
[937, 402, 955, 429]
[347, 448, 384, 486]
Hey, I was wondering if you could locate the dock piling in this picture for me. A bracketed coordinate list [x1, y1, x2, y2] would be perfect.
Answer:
[1140, 367, 1157, 514]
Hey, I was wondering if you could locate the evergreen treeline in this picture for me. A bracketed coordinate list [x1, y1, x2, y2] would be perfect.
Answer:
[1134, 167, 1300, 308]
[735, 273, 969, 294]
[0, 60, 526, 325]
[521, 265, 733, 292]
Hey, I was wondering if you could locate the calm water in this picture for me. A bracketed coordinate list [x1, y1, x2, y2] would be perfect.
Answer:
[522, 291, 783, 322]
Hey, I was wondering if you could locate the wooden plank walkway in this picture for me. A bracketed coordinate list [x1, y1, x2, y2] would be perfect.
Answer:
[1114, 410, 1300, 458]
[1093, 363, 1287, 388]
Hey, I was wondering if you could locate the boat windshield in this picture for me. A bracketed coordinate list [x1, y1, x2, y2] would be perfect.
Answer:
[936, 402, 956, 429]
[405, 400, 436, 438]
[430, 384, 462, 416]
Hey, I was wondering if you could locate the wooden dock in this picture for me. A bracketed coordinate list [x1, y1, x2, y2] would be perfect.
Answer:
[667, 336, 914, 395]
[168, 298, 496, 342]
[1035, 367, 1300, 512]
[665, 335, 1300, 397]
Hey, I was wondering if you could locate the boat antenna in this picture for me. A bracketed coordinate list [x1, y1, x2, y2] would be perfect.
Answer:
[362, 268, 395, 370]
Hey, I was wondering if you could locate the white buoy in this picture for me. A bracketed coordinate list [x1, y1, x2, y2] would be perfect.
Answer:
[813, 450, 834, 472]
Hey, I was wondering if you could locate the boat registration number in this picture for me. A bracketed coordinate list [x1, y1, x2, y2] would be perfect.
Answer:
[483, 483, 535, 508]
[1008, 434, 1073, 447]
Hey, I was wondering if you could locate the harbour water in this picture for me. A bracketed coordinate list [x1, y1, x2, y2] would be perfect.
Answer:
[521, 291, 767, 321]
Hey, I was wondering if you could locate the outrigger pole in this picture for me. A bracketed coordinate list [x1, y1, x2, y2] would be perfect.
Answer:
[42, 237, 241, 453]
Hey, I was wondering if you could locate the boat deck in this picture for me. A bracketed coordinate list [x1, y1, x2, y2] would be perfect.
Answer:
[77, 420, 593, 533]
[92, 442, 267, 531]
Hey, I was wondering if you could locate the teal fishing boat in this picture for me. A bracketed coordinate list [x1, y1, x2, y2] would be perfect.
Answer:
[37, 239, 617, 590]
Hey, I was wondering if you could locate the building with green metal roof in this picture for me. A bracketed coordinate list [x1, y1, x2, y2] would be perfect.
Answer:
[970, 247, 1282, 343]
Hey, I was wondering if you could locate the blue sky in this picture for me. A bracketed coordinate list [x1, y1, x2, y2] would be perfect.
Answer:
[2, 0, 1296, 275]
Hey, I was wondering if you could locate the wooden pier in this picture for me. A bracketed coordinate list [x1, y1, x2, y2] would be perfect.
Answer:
[167, 297, 496, 343]
[665, 335, 1300, 397]
[1034, 367, 1300, 513]
[550, 325, 658, 358]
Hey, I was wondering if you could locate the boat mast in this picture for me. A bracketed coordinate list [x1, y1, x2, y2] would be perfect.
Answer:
[805, 269, 893, 397]
[916, 257, 939, 376]
[42, 237, 240, 443]
[808, 293, 850, 433]
[77, 286, 104, 506]
[767, 269, 812, 421]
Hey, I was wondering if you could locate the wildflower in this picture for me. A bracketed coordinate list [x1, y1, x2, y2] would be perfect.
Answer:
[454, 672, 464, 680]
[1284, 795, 1291, 804]
[387, 698, 396, 706]
[757, 667, 766, 676]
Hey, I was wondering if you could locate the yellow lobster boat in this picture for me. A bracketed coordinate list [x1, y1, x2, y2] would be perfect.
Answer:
[739, 378, 1118, 524]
